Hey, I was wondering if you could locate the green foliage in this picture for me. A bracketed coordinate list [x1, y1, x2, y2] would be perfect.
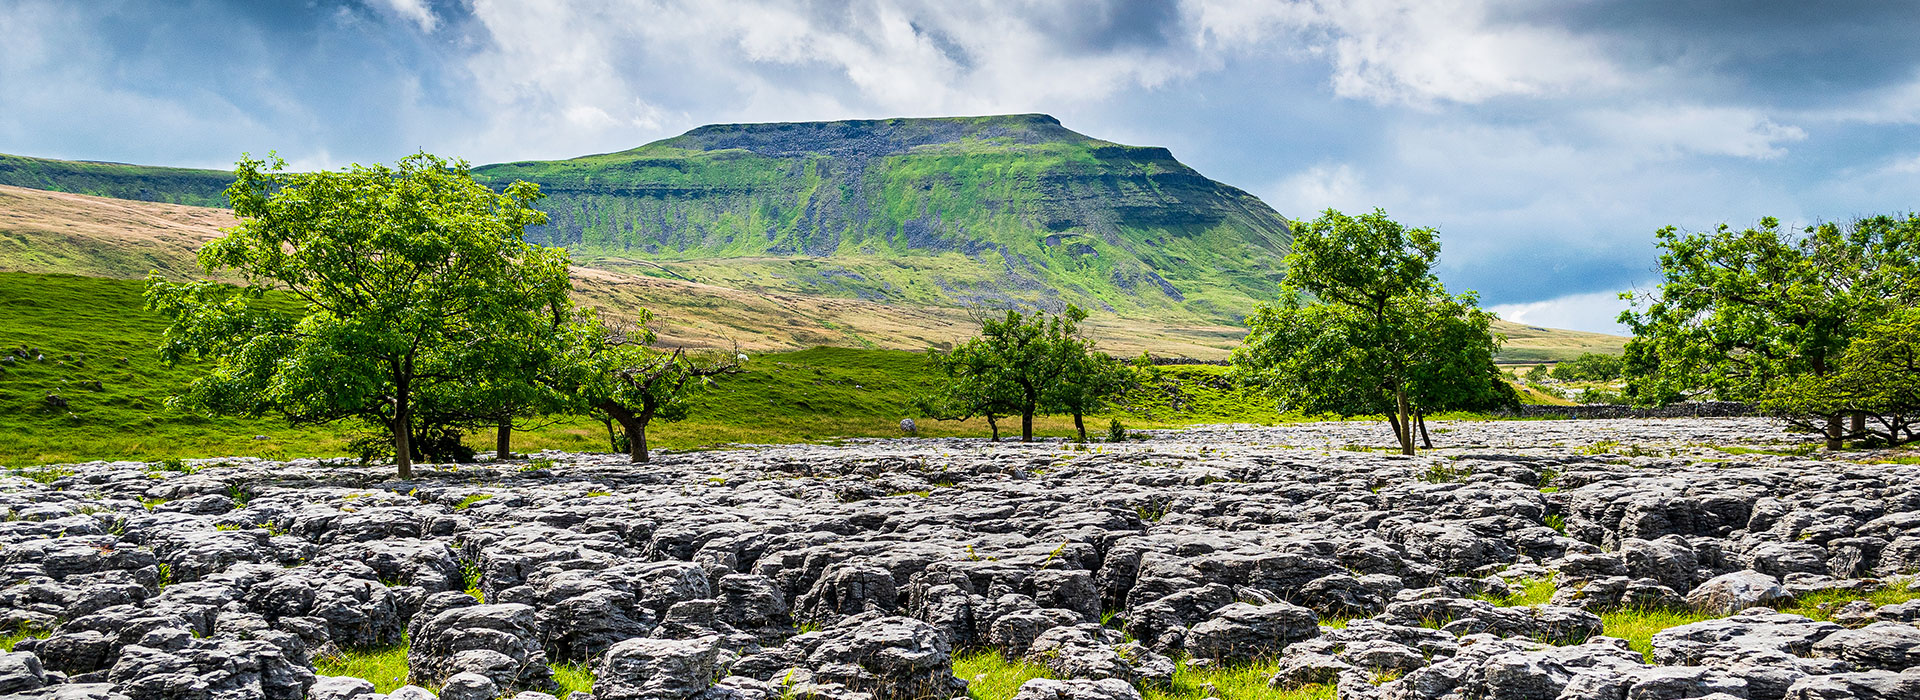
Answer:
[1473, 577, 1557, 607]
[453, 493, 494, 510]
[1233, 209, 1515, 454]
[1107, 418, 1128, 443]
[924, 306, 1116, 442]
[0, 274, 1296, 465]
[1622, 215, 1920, 448]
[563, 316, 748, 463]
[144, 152, 569, 477]
[1763, 308, 1920, 446]
[1550, 353, 1623, 382]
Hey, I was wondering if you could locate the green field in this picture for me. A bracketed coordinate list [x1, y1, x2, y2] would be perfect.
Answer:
[0, 271, 1290, 467]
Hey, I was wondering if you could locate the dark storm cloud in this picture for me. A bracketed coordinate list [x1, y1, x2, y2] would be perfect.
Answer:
[1507, 0, 1920, 106]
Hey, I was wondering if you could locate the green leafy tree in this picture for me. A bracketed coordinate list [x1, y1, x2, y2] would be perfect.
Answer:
[1045, 343, 1135, 443]
[1549, 353, 1623, 382]
[1763, 308, 1920, 446]
[145, 152, 566, 478]
[920, 340, 1021, 441]
[1621, 215, 1920, 448]
[564, 316, 745, 463]
[1232, 209, 1512, 454]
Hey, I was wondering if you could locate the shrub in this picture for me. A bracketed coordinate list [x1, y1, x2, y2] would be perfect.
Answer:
[1107, 418, 1127, 442]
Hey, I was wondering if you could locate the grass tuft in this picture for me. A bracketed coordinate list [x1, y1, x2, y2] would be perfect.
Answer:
[551, 661, 596, 696]
[955, 649, 1335, 700]
[315, 643, 411, 693]
[1474, 577, 1556, 607]
[1599, 607, 1717, 661]
[1, 623, 50, 652]
[954, 649, 1054, 700]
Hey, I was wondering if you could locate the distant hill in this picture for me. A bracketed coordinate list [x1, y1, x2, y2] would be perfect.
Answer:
[0, 154, 232, 207]
[472, 114, 1293, 323]
[0, 115, 1627, 360]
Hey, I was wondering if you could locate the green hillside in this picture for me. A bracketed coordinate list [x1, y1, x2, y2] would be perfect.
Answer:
[0, 154, 232, 207]
[473, 114, 1293, 323]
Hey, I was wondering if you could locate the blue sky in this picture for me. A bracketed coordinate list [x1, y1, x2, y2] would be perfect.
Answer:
[8, 0, 1920, 333]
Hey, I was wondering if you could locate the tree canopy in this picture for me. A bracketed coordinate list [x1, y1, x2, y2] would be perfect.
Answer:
[1232, 209, 1514, 454]
[561, 313, 746, 463]
[145, 152, 569, 478]
[1621, 214, 1920, 447]
[923, 305, 1132, 442]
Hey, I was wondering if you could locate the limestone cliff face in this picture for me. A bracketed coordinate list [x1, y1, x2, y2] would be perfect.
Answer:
[475, 114, 1293, 323]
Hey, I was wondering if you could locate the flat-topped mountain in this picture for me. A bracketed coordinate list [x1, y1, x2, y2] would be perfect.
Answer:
[472, 114, 1294, 322]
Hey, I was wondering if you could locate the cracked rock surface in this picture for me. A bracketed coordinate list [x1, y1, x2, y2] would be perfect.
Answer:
[4, 418, 1920, 700]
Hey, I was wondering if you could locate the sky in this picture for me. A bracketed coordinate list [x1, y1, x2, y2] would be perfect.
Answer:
[8, 0, 1920, 334]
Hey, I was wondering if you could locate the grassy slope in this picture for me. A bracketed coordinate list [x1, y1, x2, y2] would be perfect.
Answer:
[0, 154, 232, 207]
[0, 272, 1282, 466]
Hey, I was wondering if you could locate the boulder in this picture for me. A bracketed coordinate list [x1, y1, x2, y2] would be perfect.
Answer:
[1184, 602, 1319, 662]
[1687, 570, 1791, 615]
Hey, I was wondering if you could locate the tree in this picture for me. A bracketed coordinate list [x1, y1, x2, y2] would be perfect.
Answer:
[1620, 215, 1920, 448]
[1549, 353, 1623, 382]
[921, 305, 1096, 442]
[1763, 308, 1920, 446]
[565, 316, 745, 463]
[145, 152, 567, 478]
[1045, 342, 1134, 443]
[1231, 209, 1512, 454]
[920, 339, 1021, 441]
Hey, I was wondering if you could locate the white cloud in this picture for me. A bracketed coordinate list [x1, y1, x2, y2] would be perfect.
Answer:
[370, 0, 439, 32]
[1265, 163, 1373, 219]
[1250, 0, 1622, 105]
[1582, 105, 1806, 160]
[1490, 289, 1635, 335]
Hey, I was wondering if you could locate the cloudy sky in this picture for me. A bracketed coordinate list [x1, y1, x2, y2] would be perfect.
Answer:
[7, 0, 1920, 333]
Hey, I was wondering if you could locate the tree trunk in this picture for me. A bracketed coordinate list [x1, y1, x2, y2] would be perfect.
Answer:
[1417, 410, 1433, 449]
[392, 394, 413, 480]
[1827, 413, 1844, 451]
[1395, 388, 1415, 455]
[1385, 411, 1404, 454]
[601, 416, 619, 453]
[495, 415, 512, 461]
[630, 422, 649, 463]
[1073, 412, 1086, 443]
[1022, 409, 1035, 443]
[987, 414, 1000, 442]
[1852, 412, 1866, 439]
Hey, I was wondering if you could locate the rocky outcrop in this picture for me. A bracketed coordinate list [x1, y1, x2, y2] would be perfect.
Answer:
[11, 417, 1920, 700]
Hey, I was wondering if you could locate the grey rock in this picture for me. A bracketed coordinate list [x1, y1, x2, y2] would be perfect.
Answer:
[1810, 622, 1920, 671]
[595, 636, 723, 700]
[1687, 570, 1792, 615]
[407, 602, 553, 691]
[1008, 678, 1141, 700]
[0, 651, 47, 694]
[307, 676, 378, 700]
[805, 616, 967, 700]
[1184, 602, 1319, 662]
[1783, 670, 1920, 700]
[439, 672, 502, 700]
